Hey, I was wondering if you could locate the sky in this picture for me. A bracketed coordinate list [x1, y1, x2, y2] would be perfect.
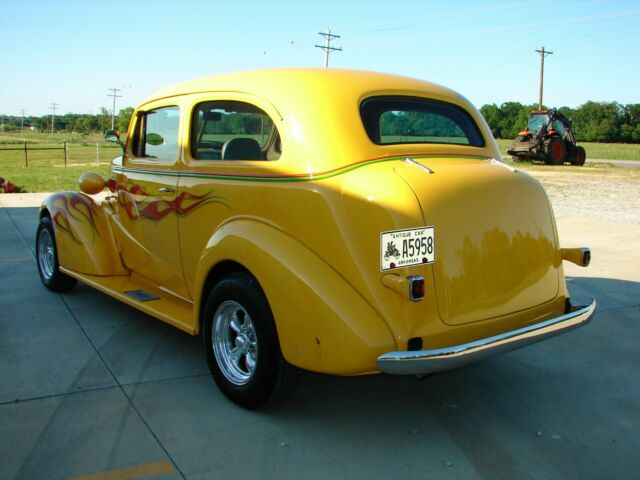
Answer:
[1, 0, 639, 116]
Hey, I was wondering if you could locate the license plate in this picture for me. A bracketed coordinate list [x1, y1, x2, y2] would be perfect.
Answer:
[380, 226, 435, 271]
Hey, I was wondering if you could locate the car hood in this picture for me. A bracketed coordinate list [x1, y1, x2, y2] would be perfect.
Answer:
[394, 156, 560, 326]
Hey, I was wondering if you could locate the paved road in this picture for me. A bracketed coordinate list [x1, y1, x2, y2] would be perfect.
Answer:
[587, 159, 640, 168]
[1, 195, 639, 480]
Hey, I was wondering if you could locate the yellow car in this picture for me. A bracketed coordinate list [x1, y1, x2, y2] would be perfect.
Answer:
[36, 69, 595, 409]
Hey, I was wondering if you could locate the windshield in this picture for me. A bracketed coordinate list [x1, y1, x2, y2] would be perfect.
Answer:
[528, 114, 549, 132]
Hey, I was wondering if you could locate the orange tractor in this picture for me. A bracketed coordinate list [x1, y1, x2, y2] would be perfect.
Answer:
[507, 109, 586, 165]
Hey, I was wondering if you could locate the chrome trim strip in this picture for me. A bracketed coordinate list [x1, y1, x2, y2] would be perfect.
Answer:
[404, 157, 434, 174]
[377, 299, 596, 375]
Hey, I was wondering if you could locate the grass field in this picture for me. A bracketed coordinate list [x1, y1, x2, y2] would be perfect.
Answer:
[495, 138, 640, 161]
[0, 132, 117, 192]
[1, 131, 638, 192]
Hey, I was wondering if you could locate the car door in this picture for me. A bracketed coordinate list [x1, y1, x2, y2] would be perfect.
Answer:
[114, 103, 188, 298]
[177, 95, 283, 298]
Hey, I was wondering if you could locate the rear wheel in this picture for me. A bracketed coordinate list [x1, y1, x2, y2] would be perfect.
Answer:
[36, 215, 77, 292]
[202, 272, 297, 409]
[545, 137, 566, 165]
[571, 146, 586, 166]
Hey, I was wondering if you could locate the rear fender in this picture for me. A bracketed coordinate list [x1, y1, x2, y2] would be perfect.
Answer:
[40, 192, 128, 276]
[193, 219, 395, 375]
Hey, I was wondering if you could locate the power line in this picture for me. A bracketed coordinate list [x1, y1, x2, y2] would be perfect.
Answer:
[535, 46, 553, 110]
[315, 28, 342, 68]
[49, 102, 59, 135]
[107, 87, 122, 130]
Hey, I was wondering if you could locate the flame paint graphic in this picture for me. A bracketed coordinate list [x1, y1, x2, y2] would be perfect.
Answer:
[117, 184, 227, 221]
[49, 192, 101, 244]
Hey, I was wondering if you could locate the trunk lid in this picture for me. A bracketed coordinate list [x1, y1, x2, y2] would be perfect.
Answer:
[394, 156, 559, 326]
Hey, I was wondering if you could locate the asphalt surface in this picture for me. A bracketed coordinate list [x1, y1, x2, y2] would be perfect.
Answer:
[1, 194, 639, 480]
[587, 159, 640, 168]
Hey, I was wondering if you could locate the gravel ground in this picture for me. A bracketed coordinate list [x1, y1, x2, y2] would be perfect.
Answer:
[523, 166, 640, 224]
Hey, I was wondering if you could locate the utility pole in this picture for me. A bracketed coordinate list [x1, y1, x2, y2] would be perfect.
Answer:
[49, 102, 59, 135]
[107, 87, 122, 130]
[315, 29, 342, 67]
[535, 46, 553, 110]
[20, 109, 27, 134]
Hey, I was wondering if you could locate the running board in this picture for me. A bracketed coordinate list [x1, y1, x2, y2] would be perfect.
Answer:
[59, 268, 195, 335]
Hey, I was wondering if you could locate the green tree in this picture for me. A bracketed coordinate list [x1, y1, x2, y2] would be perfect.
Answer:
[38, 117, 50, 132]
[572, 101, 621, 142]
[98, 107, 111, 132]
[75, 116, 93, 137]
[117, 107, 134, 133]
[496, 102, 531, 139]
[480, 103, 501, 137]
[620, 104, 640, 142]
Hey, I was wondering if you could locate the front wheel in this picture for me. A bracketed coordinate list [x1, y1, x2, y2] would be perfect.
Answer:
[202, 272, 297, 409]
[36, 215, 77, 292]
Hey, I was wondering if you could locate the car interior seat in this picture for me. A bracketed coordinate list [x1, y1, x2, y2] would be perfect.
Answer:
[221, 138, 262, 160]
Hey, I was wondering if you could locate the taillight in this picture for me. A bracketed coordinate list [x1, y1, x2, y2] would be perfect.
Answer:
[408, 275, 425, 301]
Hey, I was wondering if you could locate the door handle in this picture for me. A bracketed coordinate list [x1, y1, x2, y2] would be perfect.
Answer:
[158, 187, 175, 193]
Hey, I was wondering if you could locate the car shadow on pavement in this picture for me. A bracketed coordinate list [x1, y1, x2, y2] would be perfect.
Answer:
[257, 276, 638, 479]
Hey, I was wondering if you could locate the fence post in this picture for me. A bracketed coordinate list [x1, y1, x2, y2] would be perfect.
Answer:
[63, 140, 67, 167]
[24, 140, 28, 167]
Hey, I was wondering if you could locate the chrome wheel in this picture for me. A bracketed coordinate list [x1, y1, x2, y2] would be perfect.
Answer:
[37, 227, 55, 282]
[212, 300, 258, 386]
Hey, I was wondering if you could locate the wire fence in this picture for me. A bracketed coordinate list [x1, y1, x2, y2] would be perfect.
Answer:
[0, 141, 120, 167]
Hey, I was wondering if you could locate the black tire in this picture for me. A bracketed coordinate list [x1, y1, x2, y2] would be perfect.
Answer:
[545, 136, 567, 165]
[572, 146, 586, 166]
[202, 272, 297, 409]
[36, 215, 78, 292]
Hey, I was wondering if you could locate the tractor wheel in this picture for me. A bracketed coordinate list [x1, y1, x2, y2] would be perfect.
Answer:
[571, 146, 586, 166]
[545, 137, 566, 165]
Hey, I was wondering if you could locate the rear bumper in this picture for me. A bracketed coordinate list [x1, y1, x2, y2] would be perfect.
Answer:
[376, 299, 596, 375]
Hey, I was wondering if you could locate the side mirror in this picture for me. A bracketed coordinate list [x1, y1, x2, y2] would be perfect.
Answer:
[104, 129, 127, 155]
[146, 132, 164, 146]
[79, 171, 106, 195]
[104, 129, 120, 143]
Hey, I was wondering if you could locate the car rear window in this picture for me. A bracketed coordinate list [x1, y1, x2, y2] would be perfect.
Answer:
[360, 96, 485, 147]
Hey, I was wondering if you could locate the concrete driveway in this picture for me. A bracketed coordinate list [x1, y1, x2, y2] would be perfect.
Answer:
[1, 194, 638, 480]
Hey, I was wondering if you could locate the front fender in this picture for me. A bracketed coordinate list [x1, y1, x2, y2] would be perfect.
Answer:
[193, 219, 395, 375]
[40, 192, 127, 276]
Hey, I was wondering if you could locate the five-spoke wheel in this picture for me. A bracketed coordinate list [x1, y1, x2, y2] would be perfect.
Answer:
[213, 300, 259, 385]
[203, 272, 296, 409]
[35, 216, 77, 292]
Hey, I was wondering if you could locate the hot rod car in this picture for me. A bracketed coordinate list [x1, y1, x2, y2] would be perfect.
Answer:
[36, 69, 595, 409]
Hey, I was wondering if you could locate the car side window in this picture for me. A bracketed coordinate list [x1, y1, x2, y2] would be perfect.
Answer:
[191, 101, 280, 161]
[133, 106, 180, 161]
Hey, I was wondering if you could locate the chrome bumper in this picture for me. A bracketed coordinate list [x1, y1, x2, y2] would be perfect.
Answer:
[377, 299, 596, 375]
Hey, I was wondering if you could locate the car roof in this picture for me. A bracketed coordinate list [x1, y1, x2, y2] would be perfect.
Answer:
[140, 68, 498, 169]
[143, 68, 465, 109]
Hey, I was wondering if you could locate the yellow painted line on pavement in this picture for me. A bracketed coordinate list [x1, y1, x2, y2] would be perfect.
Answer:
[0, 257, 33, 263]
[66, 460, 175, 480]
